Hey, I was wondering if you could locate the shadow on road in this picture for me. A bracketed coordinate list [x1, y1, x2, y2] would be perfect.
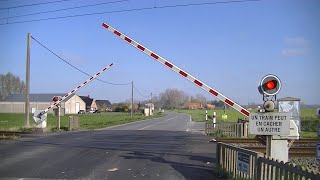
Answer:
[0, 130, 217, 179]
[121, 151, 216, 180]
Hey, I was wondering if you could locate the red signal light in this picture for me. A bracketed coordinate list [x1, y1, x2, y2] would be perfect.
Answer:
[266, 81, 275, 90]
[258, 74, 281, 96]
[52, 96, 59, 102]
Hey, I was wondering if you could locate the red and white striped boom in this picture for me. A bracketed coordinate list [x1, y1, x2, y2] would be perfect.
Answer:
[44, 63, 113, 113]
[102, 23, 250, 117]
[34, 63, 113, 124]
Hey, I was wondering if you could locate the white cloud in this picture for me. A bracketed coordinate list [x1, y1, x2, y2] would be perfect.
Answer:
[281, 48, 307, 57]
[285, 37, 309, 47]
[281, 37, 310, 57]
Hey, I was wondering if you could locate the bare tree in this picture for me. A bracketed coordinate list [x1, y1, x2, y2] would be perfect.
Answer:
[0, 73, 25, 101]
[195, 93, 207, 107]
[158, 88, 188, 109]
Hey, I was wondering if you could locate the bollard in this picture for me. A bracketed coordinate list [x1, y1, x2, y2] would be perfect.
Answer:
[213, 112, 216, 128]
[69, 116, 79, 131]
[205, 110, 208, 121]
[68, 116, 73, 131]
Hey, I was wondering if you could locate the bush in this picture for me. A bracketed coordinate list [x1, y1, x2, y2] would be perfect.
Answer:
[301, 117, 319, 132]
[214, 165, 233, 179]
[113, 104, 129, 112]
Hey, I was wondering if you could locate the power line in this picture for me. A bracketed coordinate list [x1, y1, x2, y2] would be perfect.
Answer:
[30, 36, 150, 97]
[0, 0, 77, 10]
[133, 85, 150, 98]
[0, 0, 128, 20]
[30, 35, 131, 86]
[0, 0, 262, 25]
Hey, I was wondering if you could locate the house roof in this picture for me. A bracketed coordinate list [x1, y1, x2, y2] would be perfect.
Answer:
[79, 96, 93, 106]
[278, 97, 301, 101]
[187, 102, 201, 106]
[145, 103, 154, 108]
[3, 93, 75, 102]
[95, 100, 111, 107]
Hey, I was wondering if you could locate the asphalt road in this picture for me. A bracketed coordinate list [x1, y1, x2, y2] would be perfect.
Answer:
[0, 112, 217, 180]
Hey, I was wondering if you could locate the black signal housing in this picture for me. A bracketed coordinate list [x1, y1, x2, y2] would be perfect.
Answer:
[258, 75, 281, 96]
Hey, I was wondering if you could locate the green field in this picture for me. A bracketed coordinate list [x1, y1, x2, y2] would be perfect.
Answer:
[0, 112, 164, 131]
[176, 108, 320, 138]
[176, 109, 247, 122]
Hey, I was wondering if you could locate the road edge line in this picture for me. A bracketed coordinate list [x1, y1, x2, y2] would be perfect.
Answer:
[96, 114, 170, 131]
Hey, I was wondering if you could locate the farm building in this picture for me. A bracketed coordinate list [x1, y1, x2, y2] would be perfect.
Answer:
[185, 102, 203, 109]
[206, 104, 215, 110]
[79, 95, 97, 112]
[0, 93, 85, 114]
[95, 100, 112, 112]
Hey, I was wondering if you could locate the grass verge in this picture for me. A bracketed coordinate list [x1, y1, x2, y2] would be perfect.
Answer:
[0, 112, 164, 132]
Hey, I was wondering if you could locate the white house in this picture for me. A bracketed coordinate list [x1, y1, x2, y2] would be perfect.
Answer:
[0, 93, 85, 114]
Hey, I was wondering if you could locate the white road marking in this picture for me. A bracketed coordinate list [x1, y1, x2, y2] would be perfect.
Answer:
[97, 116, 163, 130]
[186, 128, 189, 132]
[139, 116, 176, 130]
[189, 115, 192, 122]
[108, 168, 118, 172]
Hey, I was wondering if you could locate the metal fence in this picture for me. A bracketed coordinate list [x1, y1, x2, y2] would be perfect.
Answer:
[205, 122, 249, 138]
[217, 142, 320, 180]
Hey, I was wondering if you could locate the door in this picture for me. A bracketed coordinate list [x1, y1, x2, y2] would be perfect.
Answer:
[76, 102, 80, 114]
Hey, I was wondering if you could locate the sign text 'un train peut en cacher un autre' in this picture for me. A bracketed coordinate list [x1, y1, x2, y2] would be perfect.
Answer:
[249, 112, 290, 135]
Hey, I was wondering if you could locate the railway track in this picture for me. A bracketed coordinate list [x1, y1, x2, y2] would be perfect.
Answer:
[0, 131, 28, 138]
[214, 137, 317, 144]
[214, 138, 317, 158]
[242, 146, 316, 158]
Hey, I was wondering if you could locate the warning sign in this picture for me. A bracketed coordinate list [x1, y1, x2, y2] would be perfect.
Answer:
[249, 112, 290, 135]
[237, 152, 250, 174]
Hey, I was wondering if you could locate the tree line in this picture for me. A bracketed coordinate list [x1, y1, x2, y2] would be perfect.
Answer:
[152, 88, 227, 109]
[0, 73, 25, 101]
[117, 88, 228, 111]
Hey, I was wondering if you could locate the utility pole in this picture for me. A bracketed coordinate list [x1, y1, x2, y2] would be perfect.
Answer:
[150, 93, 152, 103]
[131, 81, 133, 118]
[25, 33, 31, 128]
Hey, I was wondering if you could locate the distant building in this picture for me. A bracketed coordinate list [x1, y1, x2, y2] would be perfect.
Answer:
[144, 103, 154, 116]
[0, 93, 85, 114]
[95, 100, 112, 112]
[185, 102, 203, 109]
[206, 104, 215, 110]
[79, 95, 97, 112]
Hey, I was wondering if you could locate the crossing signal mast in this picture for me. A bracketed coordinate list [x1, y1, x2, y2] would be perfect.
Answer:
[254, 74, 299, 162]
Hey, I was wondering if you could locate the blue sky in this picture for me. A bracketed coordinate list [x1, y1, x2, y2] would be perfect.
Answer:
[0, 0, 319, 105]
